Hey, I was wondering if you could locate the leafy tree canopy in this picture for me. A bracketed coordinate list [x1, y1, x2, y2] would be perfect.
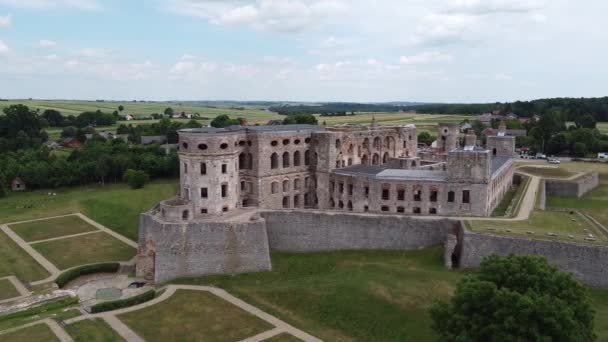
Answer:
[431, 255, 595, 342]
[210, 114, 241, 128]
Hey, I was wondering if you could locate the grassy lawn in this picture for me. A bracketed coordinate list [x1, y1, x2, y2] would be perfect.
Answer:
[0, 278, 20, 301]
[0, 230, 49, 283]
[518, 166, 576, 178]
[32, 232, 136, 270]
[467, 210, 608, 245]
[66, 319, 125, 342]
[0, 181, 178, 240]
[173, 248, 464, 341]
[265, 333, 303, 342]
[118, 290, 273, 342]
[9, 216, 97, 242]
[1, 323, 60, 342]
[492, 176, 529, 217]
[0, 298, 80, 332]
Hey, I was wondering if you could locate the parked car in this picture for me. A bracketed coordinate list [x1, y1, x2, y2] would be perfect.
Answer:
[547, 158, 561, 164]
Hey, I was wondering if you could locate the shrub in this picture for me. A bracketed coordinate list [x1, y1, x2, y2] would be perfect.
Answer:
[123, 169, 150, 189]
[90, 289, 156, 313]
[55, 262, 120, 288]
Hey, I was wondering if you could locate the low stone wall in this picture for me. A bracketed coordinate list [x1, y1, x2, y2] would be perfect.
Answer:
[459, 229, 608, 287]
[261, 210, 456, 252]
[137, 213, 272, 284]
[545, 172, 599, 198]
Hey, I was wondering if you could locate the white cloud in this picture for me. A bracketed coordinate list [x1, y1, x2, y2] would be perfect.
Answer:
[167, 0, 348, 32]
[0, 0, 100, 10]
[0, 40, 10, 56]
[400, 52, 453, 65]
[495, 73, 513, 81]
[39, 40, 57, 48]
[409, 13, 479, 46]
[0, 14, 10, 28]
[44, 54, 59, 60]
[446, 0, 544, 15]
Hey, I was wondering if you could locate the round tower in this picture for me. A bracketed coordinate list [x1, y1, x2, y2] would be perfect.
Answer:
[176, 128, 244, 218]
[437, 123, 460, 153]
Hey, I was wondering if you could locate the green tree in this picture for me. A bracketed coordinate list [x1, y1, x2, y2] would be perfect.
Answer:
[573, 142, 588, 157]
[418, 132, 435, 146]
[0, 170, 6, 198]
[430, 255, 595, 341]
[118, 105, 125, 112]
[283, 114, 318, 125]
[210, 114, 240, 128]
[575, 114, 597, 129]
[41, 109, 64, 127]
[123, 169, 149, 189]
[164, 107, 174, 116]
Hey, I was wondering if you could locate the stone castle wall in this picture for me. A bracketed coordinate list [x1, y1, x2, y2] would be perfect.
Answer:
[261, 210, 456, 252]
[545, 172, 599, 198]
[459, 229, 608, 287]
[137, 213, 272, 283]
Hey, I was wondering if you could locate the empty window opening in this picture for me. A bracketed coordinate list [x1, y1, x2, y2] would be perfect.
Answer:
[448, 191, 455, 203]
[339, 183, 344, 194]
[271, 153, 279, 169]
[347, 201, 353, 211]
[397, 206, 405, 213]
[200, 208, 208, 214]
[283, 180, 290, 192]
[271, 182, 279, 194]
[430, 191, 438, 202]
[429, 208, 437, 215]
[184, 162, 188, 174]
[338, 201, 344, 209]
[200, 163, 206, 175]
[294, 151, 301, 166]
[462, 190, 470, 204]
[397, 189, 405, 201]
[294, 195, 300, 207]
[283, 196, 290, 208]
[241, 181, 245, 191]
[414, 190, 422, 201]
[365, 186, 370, 198]
[304, 150, 311, 166]
[348, 184, 354, 196]
[381, 206, 390, 212]
[413, 207, 421, 214]
[222, 164, 227, 174]
[201, 188, 208, 198]
[182, 210, 189, 220]
[223, 207, 229, 212]
[382, 189, 390, 200]
[364, 205, 369, 212]
[283, 152, 290, 168]
[221, 184, 228, 198]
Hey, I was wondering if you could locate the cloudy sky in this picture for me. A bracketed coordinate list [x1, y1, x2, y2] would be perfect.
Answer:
[0, 0, 606, 102]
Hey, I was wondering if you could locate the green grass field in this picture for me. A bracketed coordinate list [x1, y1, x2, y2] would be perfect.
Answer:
[9, 216, 97, 242]
[66, 319, 125, 342]
[0, 279, 20, 301]
[174, 247, 463, 341]
[119, 290, 273, 342]
[518, 166, 576, 179]
[265, 333, 303, 342]
[1, 323, 60, 342]
[0, 230, 49, 283]
[467, 210, 607, 244]
[0, 181, 178, 240]
[32, 232, 136, 270]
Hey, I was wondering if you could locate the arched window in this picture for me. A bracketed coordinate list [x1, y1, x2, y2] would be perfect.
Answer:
[372, 153, 380, 165]
[271, 153, 278, 169]
[248, 154, 254, 170]
[383, 152, 389, 164]
[361, 154, 369, 165]
[338, 201, 344, 209]
[304, 150, 310, 166]
[373, 137, 381, 149]
[348, 158, 353, 166]
[283, 196, 290, 208]
[239, 153, 246, 170]
[283, 180, 289, 192]
[293, 151, 301, 167]
[335, 139, 341, 149]
[294, 178, 301, 190]
[271, 182, 279, 194]
[283, 152, 290, 168]
[363, 138, 370, 149]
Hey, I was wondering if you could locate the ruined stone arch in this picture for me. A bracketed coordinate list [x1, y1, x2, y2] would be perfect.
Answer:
[282, 152, 290, 168]
[373, 137, 381, 149]
[270, 153, 278, 169]
[372, 153, 380, 165]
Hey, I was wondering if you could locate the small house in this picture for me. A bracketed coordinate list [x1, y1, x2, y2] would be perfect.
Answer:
[125, 114, 134, 121]
[61, 138, 82, 148]
[11, 177, 26, 191]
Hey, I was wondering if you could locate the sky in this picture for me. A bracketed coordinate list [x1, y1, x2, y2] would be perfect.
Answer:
[0, 0, 606, 103]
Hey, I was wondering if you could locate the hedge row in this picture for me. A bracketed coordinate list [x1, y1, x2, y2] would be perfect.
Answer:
[90, 289, 156, 313]
[55, 262, 120, 288]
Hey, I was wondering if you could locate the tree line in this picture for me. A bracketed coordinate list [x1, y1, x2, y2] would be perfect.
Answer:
[411, 97, 608, 122]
